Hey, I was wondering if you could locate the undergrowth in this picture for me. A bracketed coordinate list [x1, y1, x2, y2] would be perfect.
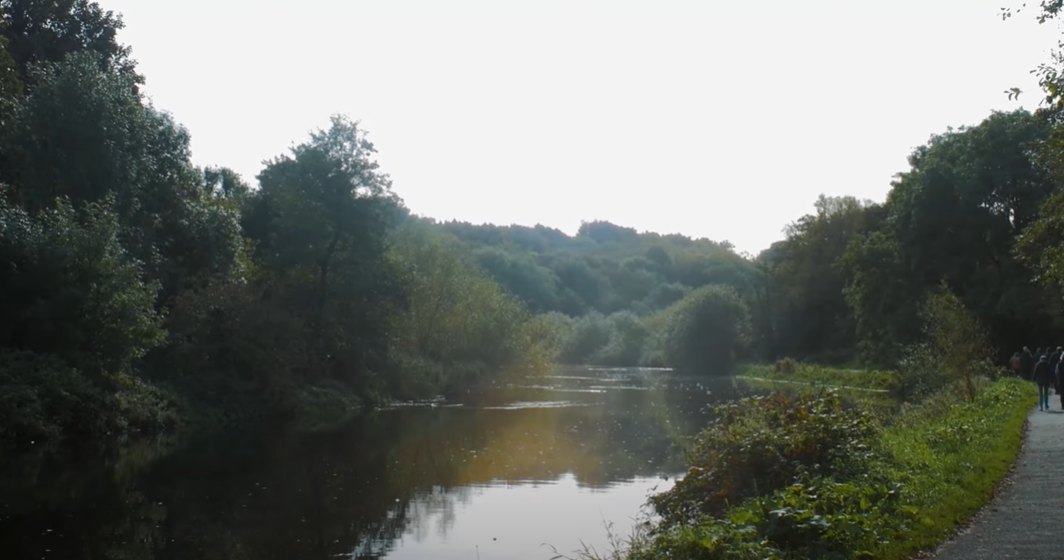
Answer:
[557, 377, 1033, 560]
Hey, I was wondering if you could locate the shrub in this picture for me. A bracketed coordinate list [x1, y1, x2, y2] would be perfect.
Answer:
[0, 351, 179, 452]
[631, 473, 910, 560]
[659, 285, 750, 375]
[919, 284, 994, 402]
[650, 391, 878, 526]
[591, 312, 651, 366]
[773, 357, 798, 375]
[557, 312, 613, 364]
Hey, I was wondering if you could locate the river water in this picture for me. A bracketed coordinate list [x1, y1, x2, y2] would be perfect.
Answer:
[2, 367, 747, 560]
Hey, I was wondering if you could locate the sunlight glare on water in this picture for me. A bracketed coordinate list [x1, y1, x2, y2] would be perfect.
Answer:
[383, 473, 672, 560]
[1, 366, 743, 560]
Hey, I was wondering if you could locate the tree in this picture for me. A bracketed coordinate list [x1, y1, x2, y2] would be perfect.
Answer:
[0, 193, 163, 378]
[660, 284, 750, 375]
[244, 115, 402, 392]
[0, 0, 139, 86]
[840, 110, 1056, 363]
[387, 224, 552, 395]
[767, 195, 882, 363]
[920, 283, 994, 402]
[2, 53, 245, 301]
[202, 166, 251, 202]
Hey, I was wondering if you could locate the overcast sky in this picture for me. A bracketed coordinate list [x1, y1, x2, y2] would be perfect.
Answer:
[104, 0, 1059, 255]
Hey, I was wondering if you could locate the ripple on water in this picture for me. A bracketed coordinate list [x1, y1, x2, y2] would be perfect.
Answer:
[508, 385, 608, 394]
[479, 401, 604, 410]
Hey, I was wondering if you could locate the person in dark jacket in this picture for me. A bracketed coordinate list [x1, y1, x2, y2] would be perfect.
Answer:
[1035, 355, 1054, 411]
[1052, 348, 1063, 396]
[1022, 347, 1036, 381]
[1057, 357, 1064, 408]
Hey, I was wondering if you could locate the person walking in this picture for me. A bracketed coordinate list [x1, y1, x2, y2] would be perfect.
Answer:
[1022, 347, 1036, 381]
[1010, 351, 1023, 377]
[1035, 354, 1054, 411]
[1057, 357, 1064, 409]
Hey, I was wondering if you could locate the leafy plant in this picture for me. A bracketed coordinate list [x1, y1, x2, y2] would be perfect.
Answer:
[650, 391, 878, 526]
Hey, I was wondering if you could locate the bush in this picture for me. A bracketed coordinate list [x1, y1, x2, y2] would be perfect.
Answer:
[920, 284, 993, 402]
[660, 284, 750, 375]
[649, 391, 878, 526]
[608, 377, 1033, 560]
[591, 312, 651, 366]
[557, 312, 613, 364]
[0, 351, 179, 452]
[632, 473, 910, 560]
[773, 357, 798, 374]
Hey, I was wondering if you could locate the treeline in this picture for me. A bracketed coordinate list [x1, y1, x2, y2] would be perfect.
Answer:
[6, 0, 1064, 453]
[0, 1, 555, 452]
[421, 104, 1064, 370]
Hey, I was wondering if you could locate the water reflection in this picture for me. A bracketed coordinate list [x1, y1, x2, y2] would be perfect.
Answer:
[1, 368, 742, 560]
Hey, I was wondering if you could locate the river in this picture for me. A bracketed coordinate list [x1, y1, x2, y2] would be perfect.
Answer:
[2, 367, 748, 560]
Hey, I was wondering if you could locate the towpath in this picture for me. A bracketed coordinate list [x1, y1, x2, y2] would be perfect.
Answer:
[930, 405, 1064, 559]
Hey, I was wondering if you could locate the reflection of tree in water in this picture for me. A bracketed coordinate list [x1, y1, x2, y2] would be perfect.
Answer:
[401, 485, 480, 545]
[4, 368, 734, 560]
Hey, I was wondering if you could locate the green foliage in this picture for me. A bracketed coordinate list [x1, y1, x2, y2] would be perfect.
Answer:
[629, 474, 908, 560]
[0, 351, 179, 452]
[592, 312, 652, 366]
[742, 363, 898, 394]
[387, 224, 557, 396]
[0, 194, 164, 378]
[605, 378, 1033, 560]
[433, 216, 756, 323]
[871, 378, 1032, 558]
[555, 312, 614, 364]
[242, 115, 402, 393]
[0, 0, 139, 86]
[774, 358, 797, 375]
[659, 285, 751, 375]
[1017, 188, 1064, 294]
[2, 52, 245, 300]
[918, 284, 995, 402]
[0, 0, 1056, 474]
[840, 110, 1056, 365]
[649, 392, 878, 525]
[760, 195, 883, 364]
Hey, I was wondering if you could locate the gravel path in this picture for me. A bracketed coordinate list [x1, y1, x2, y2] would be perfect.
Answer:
[930, 405, 1064, 559]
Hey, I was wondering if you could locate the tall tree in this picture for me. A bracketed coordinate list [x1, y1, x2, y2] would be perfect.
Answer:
[0, 0, 139, 86]
[244, 116, 403, 391]
[842, 110, 1056, 364]
[766, 195, 883, 363]
[2, 52, 244, 301]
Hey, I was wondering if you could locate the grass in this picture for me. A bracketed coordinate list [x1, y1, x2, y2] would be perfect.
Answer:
[873, 376, 1033, 558]
[563, 376, 1035, 560]
[738, 361, 899, 393]
[736, 362, 900, 411]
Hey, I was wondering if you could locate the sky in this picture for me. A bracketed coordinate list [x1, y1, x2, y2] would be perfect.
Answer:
[103, 0, 1061, 255]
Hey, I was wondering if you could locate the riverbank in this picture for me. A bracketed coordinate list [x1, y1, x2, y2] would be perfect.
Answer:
[573, 376, 1034, 560]
[738, 361, 899, 393]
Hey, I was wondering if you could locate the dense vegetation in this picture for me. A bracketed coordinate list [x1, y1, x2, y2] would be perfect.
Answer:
[4, 0, 1064, 463]
[0, 0, 560, 453]
[584, 378, 1032, 560]
[414, 104, 1064, 369]
[549, 274, 1035, 559]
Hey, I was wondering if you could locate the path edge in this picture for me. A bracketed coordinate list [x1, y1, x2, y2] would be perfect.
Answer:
[910, 407, 1034, 559]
